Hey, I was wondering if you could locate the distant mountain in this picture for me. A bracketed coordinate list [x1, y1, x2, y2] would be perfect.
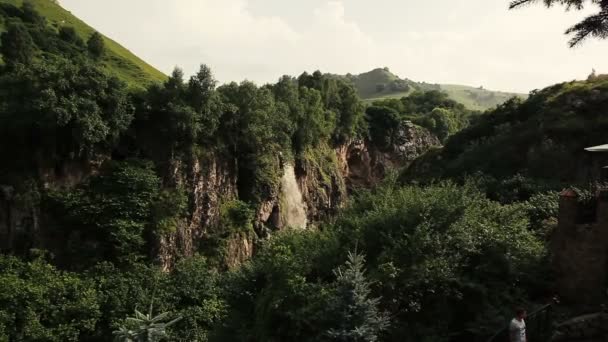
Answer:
[0, 0, 166, 87]
[342, 68, 527, 111]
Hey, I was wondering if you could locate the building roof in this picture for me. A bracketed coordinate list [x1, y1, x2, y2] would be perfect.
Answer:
[585, 144, 608, 152]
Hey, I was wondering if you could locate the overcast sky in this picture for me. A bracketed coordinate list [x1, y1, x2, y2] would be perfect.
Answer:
[59, 0, 608, 93]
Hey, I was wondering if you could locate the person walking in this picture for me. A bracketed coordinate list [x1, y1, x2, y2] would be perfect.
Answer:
[509, 307, 527, 342]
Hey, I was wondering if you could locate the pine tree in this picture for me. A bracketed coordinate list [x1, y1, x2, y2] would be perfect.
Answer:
[113, 305, 181, 342]
[510, 0, 608, 47]
[326, 251, 390, 342]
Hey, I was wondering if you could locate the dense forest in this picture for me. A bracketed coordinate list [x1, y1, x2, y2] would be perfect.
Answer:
[0, 1, 606, 341]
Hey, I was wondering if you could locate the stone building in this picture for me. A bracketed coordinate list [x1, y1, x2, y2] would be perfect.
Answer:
[554, 143, 608, 307]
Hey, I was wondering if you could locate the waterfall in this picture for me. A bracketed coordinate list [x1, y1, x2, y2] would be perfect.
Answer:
[280, 164, 308, 229]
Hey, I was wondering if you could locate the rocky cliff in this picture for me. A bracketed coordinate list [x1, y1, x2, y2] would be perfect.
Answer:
[0, 122, 440, 269]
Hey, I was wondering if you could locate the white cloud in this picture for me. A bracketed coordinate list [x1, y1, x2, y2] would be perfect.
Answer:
[59, 0, 608, 92]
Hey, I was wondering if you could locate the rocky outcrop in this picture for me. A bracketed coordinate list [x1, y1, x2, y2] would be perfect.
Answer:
[297, 154, 346, 225]
[0, 157, 103, 255]
[337, 121, 441, 190]
[224, 231, 255, 269]
[0, 122, 441, 270]
[158, 154, 239, 270]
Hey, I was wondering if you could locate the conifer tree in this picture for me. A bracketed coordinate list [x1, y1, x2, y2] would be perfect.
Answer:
[326, 251, 390, 342]
[113, 305, 181, 342]
[510, 0, 608, 46]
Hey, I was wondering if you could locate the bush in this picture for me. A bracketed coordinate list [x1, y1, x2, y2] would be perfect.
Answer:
[0, 256, 100, 341]
[87, 32, 105, 58]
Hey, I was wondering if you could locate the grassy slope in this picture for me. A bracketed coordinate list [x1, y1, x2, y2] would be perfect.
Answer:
[348, 68, 527, 111]
[405, 76, 608, 183]
[439, 84, 526, 111]
[0, 0, 166, 87]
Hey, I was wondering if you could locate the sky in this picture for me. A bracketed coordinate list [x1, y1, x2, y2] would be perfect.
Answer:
[59, 0, 608, 93]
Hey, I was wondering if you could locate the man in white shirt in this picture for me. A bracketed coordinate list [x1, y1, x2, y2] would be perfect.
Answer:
[509, 307, 527, 342]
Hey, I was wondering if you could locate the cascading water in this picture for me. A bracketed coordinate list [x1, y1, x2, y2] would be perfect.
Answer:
[280, 164, 308, 229]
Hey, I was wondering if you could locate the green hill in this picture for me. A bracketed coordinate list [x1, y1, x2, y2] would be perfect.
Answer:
[404, 75, 608, 187]
[0, 0, 166, 87]
[345, 68, 527, 111]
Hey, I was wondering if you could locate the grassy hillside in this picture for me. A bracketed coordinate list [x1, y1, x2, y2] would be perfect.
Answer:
[439, 84, 526, 111]
[346, 68, 526, 111]
[404, 76, 608, 186]
[0, 0, 166, 87]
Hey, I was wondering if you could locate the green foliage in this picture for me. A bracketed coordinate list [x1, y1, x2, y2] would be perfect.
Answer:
[217, 80, 292, 202]
[366, 106, 401, 150]
[87, 31, 105, 58]
[0, 21, 35, 64]
[326, 251, 390, 342]
[407, 77, 608, 185]
[166, 256, 226, 341]
[336, 181, 546, 340]
[522, 191, 559, 236]
[151, 187, 188, 235]
[216, 229, 341, 342]
[297, 71, 365, 143]
[369, 90, 475, 143]
[113, 307, 181, 342]
[426, 107, 458, 142]
[47, 160, 161, 267]
[0, 0, 165, 86]
[59, 26, 83, 46]
[218, 182, 547, 341]
[21, 1, 44, 25]
[342, 68, 524, 110]
[0, 56, 132, 175]
[0, 256, 100, 341]
[219, 200, 254, 234]
[0, 6, 559, 341]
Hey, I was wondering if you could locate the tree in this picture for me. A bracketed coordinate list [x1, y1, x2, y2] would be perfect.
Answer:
[428, 107, 457, 142]
[48, 160, 161, 267]
[21, 1, 45, 26]
[187, 64, 222, 143]
[0, 23, 36, 64]
[59, 26, 84, 46]
[0, 256, 100, 341]
[509, 0, 608, 47]
[113, 306, 181, 342]
[366, 106, 401, 150]
[187, 64, 217, 111]
[0, 57, 132, 169]
[326, 251, 390, 342]
[87, 32, 105, 58]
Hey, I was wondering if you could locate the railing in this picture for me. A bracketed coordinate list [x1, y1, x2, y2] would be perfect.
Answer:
[486, 304, 554, 342]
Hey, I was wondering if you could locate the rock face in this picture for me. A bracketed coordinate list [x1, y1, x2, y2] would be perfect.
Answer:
[0, 122, 440, 269]
[337, 121, 441, 190]
[157, 154, 239, 271]
[0, 158, 102, 255]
